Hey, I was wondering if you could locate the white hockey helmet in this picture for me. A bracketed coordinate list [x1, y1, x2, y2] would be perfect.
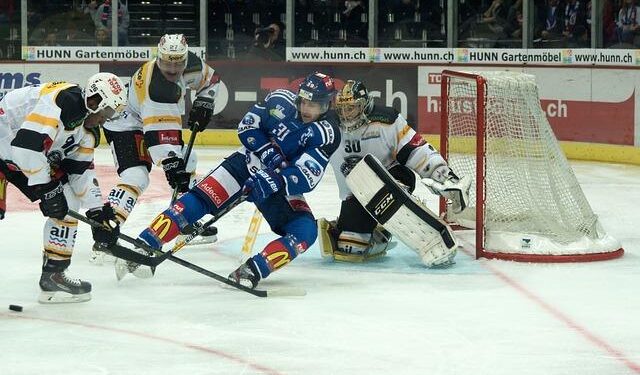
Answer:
[157, 33, 188, 64]
[84, 72, 127, 119]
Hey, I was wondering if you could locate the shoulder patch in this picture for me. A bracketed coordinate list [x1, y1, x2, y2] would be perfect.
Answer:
[55, 86, 88, 129]
[366, 105, 399, 125]
[149, 63, 182, 103]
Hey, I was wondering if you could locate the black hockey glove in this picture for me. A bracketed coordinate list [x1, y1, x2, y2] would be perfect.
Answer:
[86, 203, 120, 247]
[36, 180, 68, 219]
[188, 96, 215, 132]
[162, 156, 191, 193]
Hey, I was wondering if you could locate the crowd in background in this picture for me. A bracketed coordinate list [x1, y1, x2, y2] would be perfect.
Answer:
[0, 0, 639, 60]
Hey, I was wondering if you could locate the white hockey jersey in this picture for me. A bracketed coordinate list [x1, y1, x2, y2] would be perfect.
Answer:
[104, 51, 220, 164]
[330, 105, 447, 200]
[0, 82, 102, 208]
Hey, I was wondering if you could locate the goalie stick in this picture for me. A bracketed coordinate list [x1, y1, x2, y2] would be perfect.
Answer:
[240, 208, 263, 263]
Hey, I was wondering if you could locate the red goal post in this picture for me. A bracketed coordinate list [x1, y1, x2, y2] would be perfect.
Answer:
[439, 70, 623, 262]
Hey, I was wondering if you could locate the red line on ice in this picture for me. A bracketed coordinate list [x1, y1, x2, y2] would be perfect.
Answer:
[4, 313, 285, 375]
[458, 246, 640, 374]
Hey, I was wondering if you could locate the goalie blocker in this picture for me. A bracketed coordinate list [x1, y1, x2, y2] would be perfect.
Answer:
[346, 154, 458, 267]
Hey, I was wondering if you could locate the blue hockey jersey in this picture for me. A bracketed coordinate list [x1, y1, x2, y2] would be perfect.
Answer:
[237, 89, 341, 196]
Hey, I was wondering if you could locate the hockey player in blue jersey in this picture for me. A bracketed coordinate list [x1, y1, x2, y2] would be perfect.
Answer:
[132, 72, 340, 288]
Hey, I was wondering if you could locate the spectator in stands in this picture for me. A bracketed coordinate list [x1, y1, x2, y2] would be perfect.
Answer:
[0, 0, 15, 23]
[247, 21, 285, 61]
[478, 0, 508, 38]
[616, 0, 640, 45]
[95, 27, 110, 46]
[505, 0, 524, 40]
[343, 0, 367, 44]
[562, 0, 586, 40]
[42, 31, 60, 46]
[94, 0, 129, 46]
[535, 0, 564, 45]
[603, 0, 618, 46]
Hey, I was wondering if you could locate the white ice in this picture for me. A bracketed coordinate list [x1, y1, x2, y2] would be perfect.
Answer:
[1, 147, 639, 375]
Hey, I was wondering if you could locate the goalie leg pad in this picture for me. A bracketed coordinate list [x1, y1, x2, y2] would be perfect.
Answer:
[317, 218, 339, 259]
[346, 154, 458, 267]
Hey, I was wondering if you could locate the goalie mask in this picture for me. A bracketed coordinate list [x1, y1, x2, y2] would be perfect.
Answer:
[157, 34, 188, 81]
[336, 80, 373, 132]
[84, 72, 127, 121]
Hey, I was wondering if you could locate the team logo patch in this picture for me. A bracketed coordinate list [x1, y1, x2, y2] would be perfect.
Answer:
[196, 176, 230, 207]
[304, 160, 322, 176]
[340, 156, 362, 177]
[408, 133, 426, 147]
[242, 115, 255, 125]
[171, 201, 185, 214]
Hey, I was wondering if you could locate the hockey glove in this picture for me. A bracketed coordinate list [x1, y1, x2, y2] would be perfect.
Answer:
[86, 203, 120, 247]
[36, 180, 68, 219]
[422, 170, 472, 214]
[243, 169, 284, 205]
[162, 156, 191, 193]
[256, 143, 287, 171]
[188, 96, 215, 132]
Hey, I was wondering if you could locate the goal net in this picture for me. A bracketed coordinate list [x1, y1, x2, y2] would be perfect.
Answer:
[440, 70, 623, 262]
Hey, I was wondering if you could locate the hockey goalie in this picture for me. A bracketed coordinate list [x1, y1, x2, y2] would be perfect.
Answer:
[317, 80, 470, 267]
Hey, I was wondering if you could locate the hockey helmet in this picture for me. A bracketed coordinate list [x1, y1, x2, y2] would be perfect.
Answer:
[157, 34, 188, 76]
[336, 79, 373, 132]
[84, 72, 127, 119]
[296, 72, 337, 120]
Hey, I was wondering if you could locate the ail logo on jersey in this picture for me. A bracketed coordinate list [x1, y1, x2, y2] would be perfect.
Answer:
[0, 107, 4, 116]
[197, 176, 230, 207]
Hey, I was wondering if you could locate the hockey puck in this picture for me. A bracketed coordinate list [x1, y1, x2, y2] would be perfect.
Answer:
[9, 304, 23, 312]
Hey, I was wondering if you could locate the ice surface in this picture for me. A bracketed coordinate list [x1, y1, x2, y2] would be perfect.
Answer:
[1, 147, 639, 375]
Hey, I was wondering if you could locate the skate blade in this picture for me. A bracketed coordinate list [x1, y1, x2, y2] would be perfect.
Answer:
[178, 235, 218, 247]
[115, 258, 155, 281]
[38, 291, 91, 304]
[89, 250, 116, 265]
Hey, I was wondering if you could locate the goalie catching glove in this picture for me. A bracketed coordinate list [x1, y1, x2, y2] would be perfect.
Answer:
[422, 166, 471, 214]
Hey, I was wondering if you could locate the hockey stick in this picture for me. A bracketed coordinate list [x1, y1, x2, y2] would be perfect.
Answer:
[240, 208, 263, 262]
[68, 210, 171, 266]
[170, 128, 199, 205]
[70, 209, 303, 297]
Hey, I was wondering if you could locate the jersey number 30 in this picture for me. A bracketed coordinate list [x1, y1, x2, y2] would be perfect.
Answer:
[344, 140, 361, 153]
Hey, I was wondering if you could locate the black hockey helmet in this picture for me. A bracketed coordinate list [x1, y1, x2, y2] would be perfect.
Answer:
[336, 80, 373, 132]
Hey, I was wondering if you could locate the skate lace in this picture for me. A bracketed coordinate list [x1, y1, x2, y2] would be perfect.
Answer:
[59, 272, 82, 286]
